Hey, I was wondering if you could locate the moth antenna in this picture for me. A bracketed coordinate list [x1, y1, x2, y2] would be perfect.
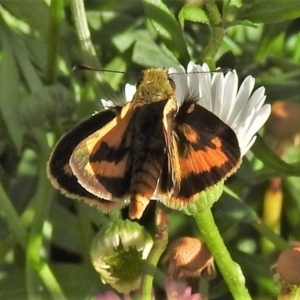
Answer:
[214, 67, 233, 73]
[73, 64, 128, 75]
[168, 67, 232, 76]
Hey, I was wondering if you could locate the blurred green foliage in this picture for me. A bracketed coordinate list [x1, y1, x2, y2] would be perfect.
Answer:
[1, 0, 300, 299]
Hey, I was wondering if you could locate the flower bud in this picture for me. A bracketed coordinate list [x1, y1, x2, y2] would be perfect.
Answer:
[163, 237, 216, 279]
[90, 219, 153, 294]
[19, 84, 74, 128]
[276, 244, 300, 286]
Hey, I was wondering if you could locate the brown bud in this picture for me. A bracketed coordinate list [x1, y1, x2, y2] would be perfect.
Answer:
[276, 245, 300, 286]
[163, 237, 216, 279]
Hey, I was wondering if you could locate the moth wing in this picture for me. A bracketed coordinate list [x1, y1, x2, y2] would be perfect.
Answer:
[69, 102, 135, 202]
[161, 97, 181, 188]
[47, 107, 126, 213]
[159, 101, 241, 209]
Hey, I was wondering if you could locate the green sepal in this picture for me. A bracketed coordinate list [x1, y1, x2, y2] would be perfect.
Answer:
[182, 181, 224, 215]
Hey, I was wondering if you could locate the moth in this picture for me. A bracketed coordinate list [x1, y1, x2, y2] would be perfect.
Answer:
[47, 68, 241, 219]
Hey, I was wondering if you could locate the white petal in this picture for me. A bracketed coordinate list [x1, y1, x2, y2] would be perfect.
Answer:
[100, 99, 115, 110]
[230, 76, 255, 127]
[187, 62, 201, 101]
[241, 136, 257, 156]
[234, 91, 266, 130]
[197, 70, 213, 110]
[142, 242, 153, 259]
[240, 105, 271, 150]
[124, 83, 136, 102]
[211, 72, 224, 116]
[250, 87, 266, 111]
[221, 71, 238, 124]
[169, 65, 188, 107]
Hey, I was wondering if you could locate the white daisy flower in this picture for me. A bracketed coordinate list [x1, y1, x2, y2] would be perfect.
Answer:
[168, 62, 271, 156]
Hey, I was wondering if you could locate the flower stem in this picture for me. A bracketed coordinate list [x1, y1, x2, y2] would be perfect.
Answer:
[25, 129, 67, 300]
[45, 0, 64, 84]
[70, 0, 114, 99]
[201, 0, 225, 69]
[70, 0, 99, 67]
[140, 208, 168, 300]
[193, 208, 252, 300]
[291, 286, 300, 299]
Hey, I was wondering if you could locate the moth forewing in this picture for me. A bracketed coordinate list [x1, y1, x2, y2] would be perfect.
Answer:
[69, 102, 135, 202]
[162, 96, 182, 190]
[158, 101, 241, 210]
[46, 107, 127, 213]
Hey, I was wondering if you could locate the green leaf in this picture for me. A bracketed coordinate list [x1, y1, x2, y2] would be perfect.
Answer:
[215, 196, 288, 250]
[254, 23, 289, 63]
[0, 269, 26, 299]
[224, 4, 258, 28]
[0, 30, 23, 152]
[133, 29, 179, 68]
[52, 264, 100, 299]
[49, 201, 81, 253]
[0, 20, 43, 95]
[252, 135, 300, 177]
[228, 19, 258, 28]
[141, 0, 190, 65]
[103, 56, 127, 90]
[238, 0, 300, 24]
[1, 0, 50, 37]
[178, 5, 209, 29]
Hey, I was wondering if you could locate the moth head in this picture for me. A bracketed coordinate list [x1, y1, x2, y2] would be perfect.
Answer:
[134, 69, 175, 105]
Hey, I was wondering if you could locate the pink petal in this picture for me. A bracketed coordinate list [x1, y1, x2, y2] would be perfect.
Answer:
[94, 291, 122, 300]
[164, 277, 201, 300]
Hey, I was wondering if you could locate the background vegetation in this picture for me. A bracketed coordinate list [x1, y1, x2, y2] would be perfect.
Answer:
[1, 0, 300, 299]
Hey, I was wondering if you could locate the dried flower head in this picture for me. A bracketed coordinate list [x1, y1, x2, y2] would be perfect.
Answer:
[275, 244, 300, 286]
[163, 237, 215, 279]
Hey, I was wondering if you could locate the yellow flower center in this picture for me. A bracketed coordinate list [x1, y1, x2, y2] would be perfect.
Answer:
[104, 244, 144, 281]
